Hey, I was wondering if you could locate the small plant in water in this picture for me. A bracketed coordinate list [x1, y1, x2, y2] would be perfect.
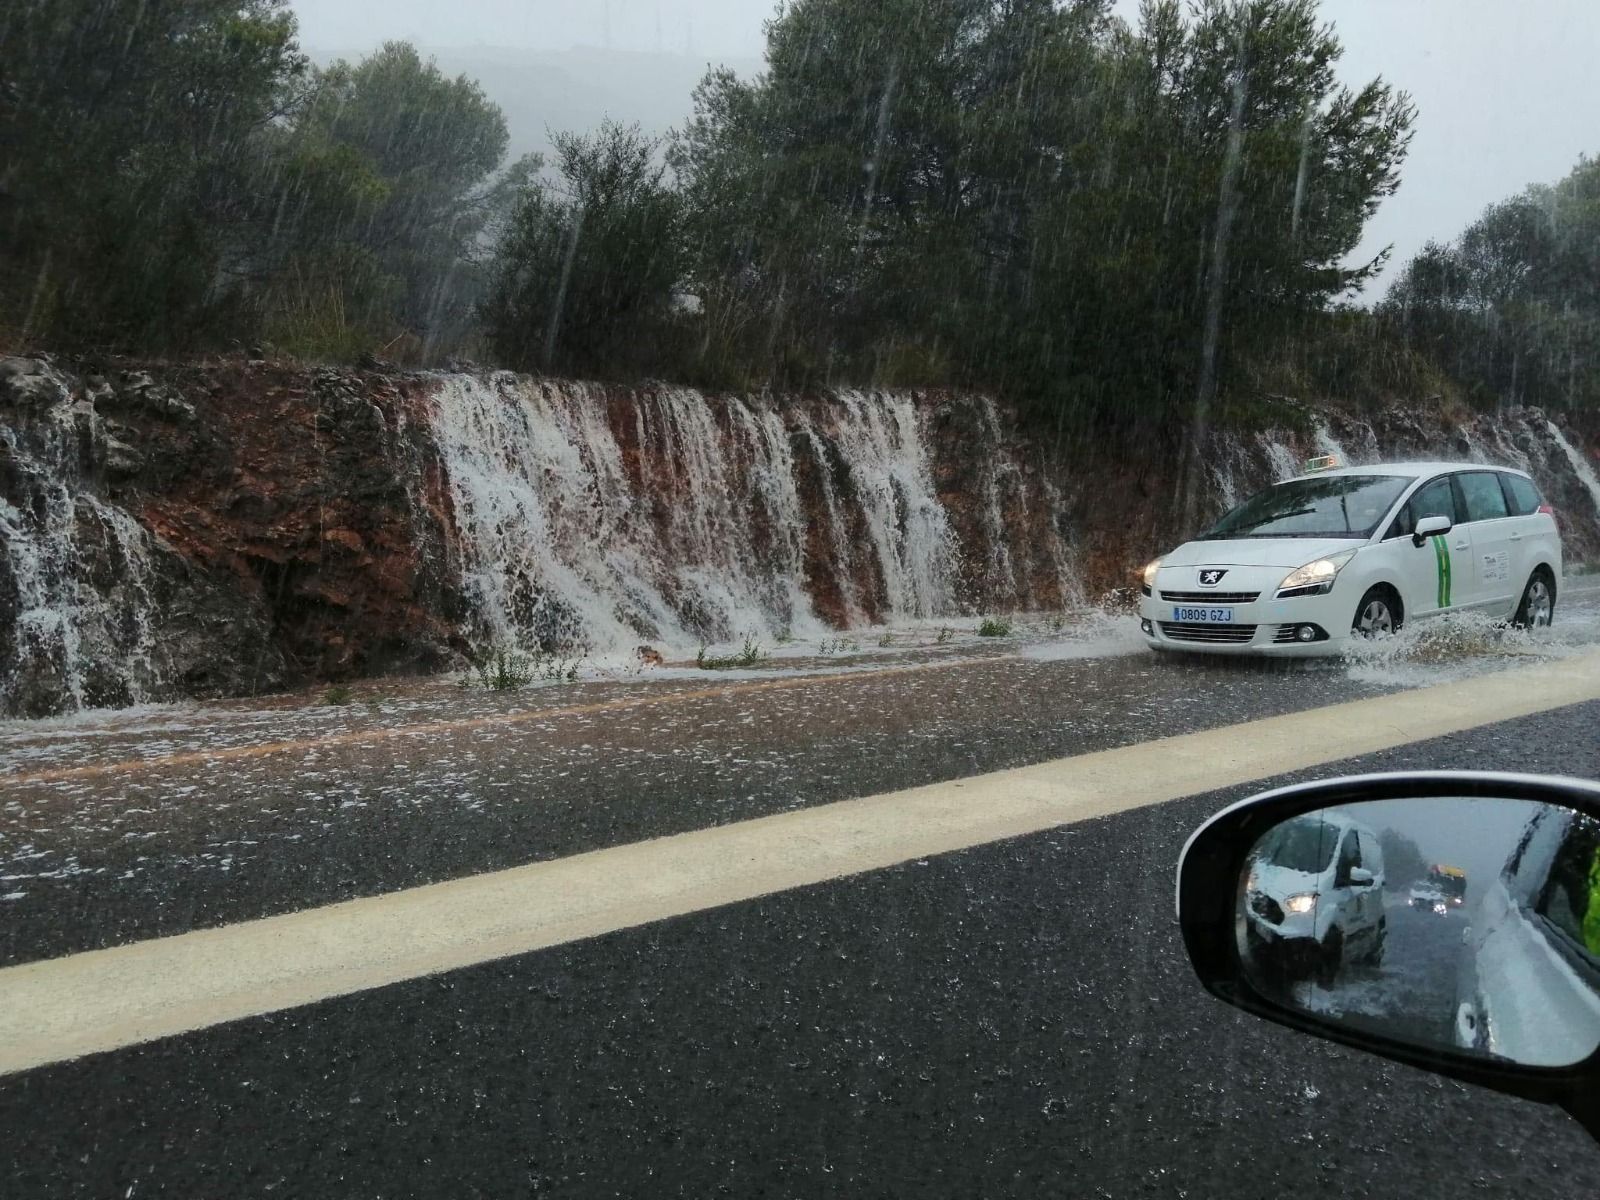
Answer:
[935, 626, 954, 645]
[878, 631, 895, 647]
[468, 645, 581, 690]
[698, 636, 766, 670]
[977, 617, 1013, 638]
[320, 684, 354, 706]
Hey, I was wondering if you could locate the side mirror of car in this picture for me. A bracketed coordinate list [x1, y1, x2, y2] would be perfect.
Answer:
[1177, 771, 1600, 1142]
[1412, 513, 1453, 546]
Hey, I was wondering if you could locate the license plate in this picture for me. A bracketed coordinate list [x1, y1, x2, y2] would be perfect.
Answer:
[1172, 606, 1234, 623]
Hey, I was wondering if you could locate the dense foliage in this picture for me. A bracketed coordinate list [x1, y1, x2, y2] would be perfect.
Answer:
[3, 0, 1591, 429]
[0, 4, 520, 359]
[1382, 155, 1600, 413]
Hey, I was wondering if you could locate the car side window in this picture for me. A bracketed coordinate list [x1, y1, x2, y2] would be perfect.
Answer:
[1389, 476, 1456, 538]
[1336, 832, 1361, 884]
[1359, 831, 1383, 877]
[1534, 813, 1600, 969]
[1500, 472, 1543, 516]
[1455, 471, 1510, 522]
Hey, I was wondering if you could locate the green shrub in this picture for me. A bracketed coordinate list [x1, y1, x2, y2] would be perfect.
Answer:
[697, 636, 766, 670]
[320, 684, 354, 706]
[977, 617, 1013, 638]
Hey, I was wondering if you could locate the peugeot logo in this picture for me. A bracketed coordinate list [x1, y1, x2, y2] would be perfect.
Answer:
[1198, 569, 1228, 587]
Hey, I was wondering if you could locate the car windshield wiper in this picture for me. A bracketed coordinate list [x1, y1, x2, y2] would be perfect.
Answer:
[1201, 508, 1318, 538]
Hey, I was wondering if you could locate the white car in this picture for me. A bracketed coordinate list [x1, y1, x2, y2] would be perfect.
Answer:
[1139, 460, 1563, 656]
[1454, 805, 1600, 1066]
[1242, 809, 1388, 986]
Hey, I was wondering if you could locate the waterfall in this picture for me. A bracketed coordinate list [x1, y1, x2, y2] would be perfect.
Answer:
[1549, 422, 1600, 519]
[0, 398, 162, 713]
[424, 376, 1036, 659]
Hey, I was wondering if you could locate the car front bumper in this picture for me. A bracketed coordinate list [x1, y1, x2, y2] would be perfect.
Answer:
[1138, 575, 1353, 657]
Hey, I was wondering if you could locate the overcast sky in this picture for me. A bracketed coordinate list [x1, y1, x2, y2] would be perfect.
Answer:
[290, 0, 1600, 300]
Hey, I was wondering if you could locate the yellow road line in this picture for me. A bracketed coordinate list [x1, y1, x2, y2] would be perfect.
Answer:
[3, 648, 1598, 1077]
[6, 654, 1006, 788]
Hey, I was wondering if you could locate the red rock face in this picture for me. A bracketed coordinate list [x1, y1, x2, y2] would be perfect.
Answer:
[4, 354, 1599, 717]
[125, 363, 468, 682]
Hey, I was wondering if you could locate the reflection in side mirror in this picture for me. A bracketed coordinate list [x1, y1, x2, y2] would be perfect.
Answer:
[1238, 795, 1600, 1068]
[1412, 513, 1452, 546]
[1179, 773, 1600, 1142]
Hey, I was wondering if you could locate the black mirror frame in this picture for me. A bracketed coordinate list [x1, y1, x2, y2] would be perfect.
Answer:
[1177, 770, 1600, 1139]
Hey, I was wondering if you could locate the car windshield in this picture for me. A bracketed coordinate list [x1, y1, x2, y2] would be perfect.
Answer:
[1203, 475, 1410, 539]
[1255, 817, 1341, 875]
[1428, 867, 1467, 898]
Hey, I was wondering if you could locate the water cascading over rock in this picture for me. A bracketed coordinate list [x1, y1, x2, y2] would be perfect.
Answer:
[424, 375, 1075, 656]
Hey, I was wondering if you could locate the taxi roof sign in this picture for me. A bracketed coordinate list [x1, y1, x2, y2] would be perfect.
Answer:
[1303, 453, 1341, 474]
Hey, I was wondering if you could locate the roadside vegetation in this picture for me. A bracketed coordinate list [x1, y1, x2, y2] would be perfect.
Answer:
[696, 637, 766, 670]
[977, 618, 1014, 638]
[464, 646, 582, 691]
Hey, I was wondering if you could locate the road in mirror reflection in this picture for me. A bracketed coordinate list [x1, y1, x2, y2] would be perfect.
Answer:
[1237, 796, 1600, 1068]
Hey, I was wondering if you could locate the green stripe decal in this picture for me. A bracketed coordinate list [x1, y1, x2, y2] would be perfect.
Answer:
[1432, 535, 1452, 608]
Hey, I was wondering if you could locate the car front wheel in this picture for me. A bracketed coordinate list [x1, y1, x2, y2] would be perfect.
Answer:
[1352, 587, 1400, 639]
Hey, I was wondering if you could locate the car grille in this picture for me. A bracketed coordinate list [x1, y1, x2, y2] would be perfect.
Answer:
[1251, 893, 1284, 925]
[1158, 622, 1257, 644]
[1159, 590, 1260, 604]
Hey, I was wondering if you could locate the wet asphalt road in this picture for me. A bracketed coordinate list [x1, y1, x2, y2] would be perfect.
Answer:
[4, 690, 1600, 1197]
[1, 640, 1408, 966]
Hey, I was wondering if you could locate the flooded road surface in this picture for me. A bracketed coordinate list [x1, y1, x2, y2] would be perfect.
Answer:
[4, 580, 1600, 964]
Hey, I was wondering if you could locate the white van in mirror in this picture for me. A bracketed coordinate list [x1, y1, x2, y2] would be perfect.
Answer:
[1178, 771, 1600, 1144]
[1138, 460, 1562, 655]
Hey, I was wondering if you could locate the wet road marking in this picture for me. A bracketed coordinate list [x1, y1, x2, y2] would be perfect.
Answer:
[3, 648, 1599, 1077]
[6, 654, 1009, 788]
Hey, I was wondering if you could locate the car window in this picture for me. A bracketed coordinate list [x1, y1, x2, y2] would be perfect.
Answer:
[1204, 475, 1410, 540]
[1388, 476, 1457, 539]
[1501, 473, 1543, 516]
[1255, 817, 1340, 873]
[1535, 813, 1600, 967]
[1336, 831, 1361, 883]
[1455, 471, 1511, 522]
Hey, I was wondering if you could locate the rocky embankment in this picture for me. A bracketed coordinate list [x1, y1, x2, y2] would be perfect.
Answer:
[3, 354, 1598, 717]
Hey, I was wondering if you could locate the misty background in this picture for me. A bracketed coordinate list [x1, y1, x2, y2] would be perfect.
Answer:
[292, 0, 1600, 300]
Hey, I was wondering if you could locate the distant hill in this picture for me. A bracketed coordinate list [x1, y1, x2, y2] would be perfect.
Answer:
[314, 44, 763, 165]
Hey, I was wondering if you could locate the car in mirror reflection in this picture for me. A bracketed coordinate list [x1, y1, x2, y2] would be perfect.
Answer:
[1178, 773, 1600, 1142]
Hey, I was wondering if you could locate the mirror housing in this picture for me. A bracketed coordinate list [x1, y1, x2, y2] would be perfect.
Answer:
[1413, 513, 1453, 547]
[1346, 865, 1375, 887]
[1177, 771, 1600, 1141]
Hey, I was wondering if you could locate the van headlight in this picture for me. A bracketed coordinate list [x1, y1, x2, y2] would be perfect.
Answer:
[1276, 550, 1357, 598]
[1141, 558, 1162, 594]
[1284, 893, 1317, 914]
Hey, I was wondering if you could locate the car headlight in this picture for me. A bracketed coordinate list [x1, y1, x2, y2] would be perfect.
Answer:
[1277, 549, 1357, 597]
[1141, 558, 1162, 591]
[1284, 893, 1317, 914]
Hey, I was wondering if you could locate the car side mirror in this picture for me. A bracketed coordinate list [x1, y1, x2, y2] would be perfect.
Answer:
[1412, 513, 1452, 546]
[1177, 771, 1600, 1143]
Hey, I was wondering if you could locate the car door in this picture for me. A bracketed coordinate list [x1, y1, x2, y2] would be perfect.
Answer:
[1334, 830, 1368, 940]
[1452, 470, 1517, 612]
[1497, 471, 1548, 591]
[1389, 474, 1467, 617]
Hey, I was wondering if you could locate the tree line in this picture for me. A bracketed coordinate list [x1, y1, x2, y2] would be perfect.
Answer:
[2, 0, 1593, 440]
[0, 0, 529, 361]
